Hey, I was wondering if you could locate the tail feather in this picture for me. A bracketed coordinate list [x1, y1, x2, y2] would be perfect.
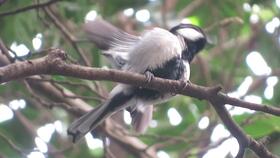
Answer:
[131, 105, 153, 133]
[67, 90, 134, 143]
[67, 104, 110, 143]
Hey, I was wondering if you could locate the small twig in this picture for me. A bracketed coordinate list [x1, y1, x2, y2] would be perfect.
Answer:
[0, 0, 62, 17]
[160, 1, 168, 28]
[42, 7, 105, 96]
[147, 125, 199, 150]
[178, 0, 205, 17]
[26, 77, 91, 88]
[239, 113, 262, 127]
[0, 39, 14, 62]
[26, 77, 107, 99]
[127, 133, 189, 143]
[104, 120, 158, 158]
[51, 82, 104, 101]
[105, 140, 117, 158]
[48, 145, 73, 155]
[42, 7, 91, 66]
[23, 80, 83, 115]
[204, 17, 244, 32]
[183, 136, 231, 157]
[0, 132, 26, 157]
[23, 80, 54, 108]
[196, 56, 212, 85]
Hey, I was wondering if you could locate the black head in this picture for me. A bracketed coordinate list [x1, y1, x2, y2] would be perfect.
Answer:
[170, 23, 206, 62]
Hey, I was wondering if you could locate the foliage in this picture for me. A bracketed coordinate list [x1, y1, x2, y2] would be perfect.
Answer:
[0, 0, 280, 158]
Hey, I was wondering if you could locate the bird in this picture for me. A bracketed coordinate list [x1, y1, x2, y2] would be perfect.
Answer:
[67, 18, 206, 143]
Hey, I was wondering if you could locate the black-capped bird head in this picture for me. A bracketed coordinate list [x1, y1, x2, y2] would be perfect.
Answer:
[170, 23, 206, 62]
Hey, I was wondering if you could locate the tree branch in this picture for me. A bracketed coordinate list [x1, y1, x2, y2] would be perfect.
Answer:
[42, 7, 91, 66]
[178, 0, 205, 17]
[0, 132, 26, 157]
[210, 100, 277, 158]
[0, 48, 279, 158]
[25, 77, 106, 99]
[0, 47, 157, 158]
[0, 48, 279, 116]
[0, 0, 62, 17]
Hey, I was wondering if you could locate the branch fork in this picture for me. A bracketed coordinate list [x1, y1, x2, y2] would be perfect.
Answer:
[0, 48, 279, 158]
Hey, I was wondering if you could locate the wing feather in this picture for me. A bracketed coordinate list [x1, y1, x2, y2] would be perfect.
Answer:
[124, 28, 182, 73]
[84, 18, 140, 69]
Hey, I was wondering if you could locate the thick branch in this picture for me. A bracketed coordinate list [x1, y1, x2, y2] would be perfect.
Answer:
[0, 49, 279, 116]
[0, 49, 158, 158]
[210, 100, 277, 158]
[0, 48, 279, 158]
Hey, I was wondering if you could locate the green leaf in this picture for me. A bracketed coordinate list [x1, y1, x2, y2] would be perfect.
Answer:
[243, 116, 280, 138]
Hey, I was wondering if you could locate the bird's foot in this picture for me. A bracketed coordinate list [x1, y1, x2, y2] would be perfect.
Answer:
[180, 80, 191, 89]
[171, 80, 190, 95]
[144, 71, 154, 83]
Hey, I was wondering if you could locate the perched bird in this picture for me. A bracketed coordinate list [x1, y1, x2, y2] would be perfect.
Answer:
[67, 18, 206, 142]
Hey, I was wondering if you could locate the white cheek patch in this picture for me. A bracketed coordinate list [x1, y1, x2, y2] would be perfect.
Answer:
[177, 28, 204, 41]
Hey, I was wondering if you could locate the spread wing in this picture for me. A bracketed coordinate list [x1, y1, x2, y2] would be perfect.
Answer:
[84, 18, 140, 69]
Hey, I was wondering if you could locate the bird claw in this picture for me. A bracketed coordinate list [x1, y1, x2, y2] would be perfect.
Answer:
[180, 80, 191, 89]
[172, 80, 190, 95]
[144, 71, 154, 83]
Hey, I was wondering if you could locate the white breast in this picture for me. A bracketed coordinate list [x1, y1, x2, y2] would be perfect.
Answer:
[183, 61, 190, 81]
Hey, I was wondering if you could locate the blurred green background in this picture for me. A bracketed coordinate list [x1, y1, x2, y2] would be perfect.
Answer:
[0, 0, 280, 158]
